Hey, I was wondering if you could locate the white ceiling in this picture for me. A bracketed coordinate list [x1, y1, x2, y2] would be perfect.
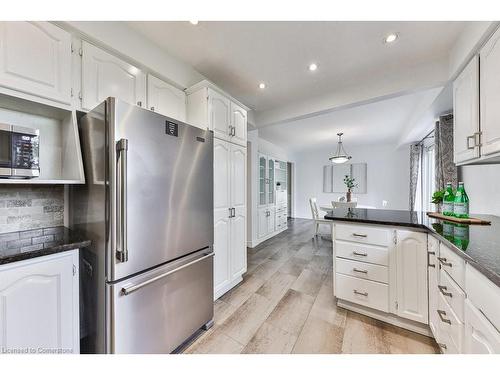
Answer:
[258, 87, 444, 153]
[128, 21, 466, 114]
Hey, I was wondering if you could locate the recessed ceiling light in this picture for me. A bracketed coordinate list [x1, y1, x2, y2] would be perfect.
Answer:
[189, 20, 199, 25]
[259, 82, 266, 89]
[384, 33, 399, 44]
[308, 63, 318, 71]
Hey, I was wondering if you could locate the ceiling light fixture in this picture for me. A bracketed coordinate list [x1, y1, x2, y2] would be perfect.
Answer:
[259, 82, 266, 89]
[189, 20, 199, 25]
[384, 33, 399, 44]
[308, 63, 318, 71]
[329, 133, 352, 164]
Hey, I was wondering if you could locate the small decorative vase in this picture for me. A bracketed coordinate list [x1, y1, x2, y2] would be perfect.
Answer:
[346, 190, 352, 202]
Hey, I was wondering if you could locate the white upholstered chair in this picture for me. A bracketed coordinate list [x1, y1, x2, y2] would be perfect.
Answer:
[309, 197, 333, 237]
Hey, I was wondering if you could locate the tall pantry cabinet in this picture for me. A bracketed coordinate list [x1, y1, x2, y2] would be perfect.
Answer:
[187, 81, 249, 299]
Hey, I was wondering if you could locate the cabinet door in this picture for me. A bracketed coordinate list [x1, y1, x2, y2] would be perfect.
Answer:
[147, 74, 186, 121]
[81, 41, 146, 111]
[268, 158, 275, 205]
[396, 230, 428, 324]
[464, 299, 500, 354]
[0, 21, 72, 104]
[258, 208, 269, 239]
[258, 154, 267, 206]
[230, 101, 247, 146]
[229, 143, 247, 278]
[208, 88, 231, 141]
[453, 56, 480, 164]
[267, 207, 276, 235]
[480, 28, 500, 156]
[0, 251, 79, 353]
[213, 139, 231, 295]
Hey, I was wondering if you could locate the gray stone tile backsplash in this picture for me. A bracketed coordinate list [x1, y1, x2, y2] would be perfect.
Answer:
[0, 186, 64, 234]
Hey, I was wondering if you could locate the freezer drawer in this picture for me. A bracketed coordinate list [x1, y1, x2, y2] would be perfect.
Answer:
[108, 250, 214, 353]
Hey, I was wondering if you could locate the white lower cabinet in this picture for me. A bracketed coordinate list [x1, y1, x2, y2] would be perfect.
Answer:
[0, 250, 79, 354]
[258, 206, 275, 239]
[396, 230, 428, 324]
[213, 138, 246, 299]
[464, 299, 500, 354]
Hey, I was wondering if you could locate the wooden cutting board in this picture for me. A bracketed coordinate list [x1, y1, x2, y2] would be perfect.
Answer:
[427, 212, 491, 225]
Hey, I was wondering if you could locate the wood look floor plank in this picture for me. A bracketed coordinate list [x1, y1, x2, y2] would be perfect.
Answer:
[183, 218, 439, 355]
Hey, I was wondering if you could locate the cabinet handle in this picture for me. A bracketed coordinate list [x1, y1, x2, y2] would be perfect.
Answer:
[428, 251, 435, 255]
[229, 208, 232, 218]
[137, 101, 142, 107]
[150, 106, 155, 111]
[353, 289, 368, 297]
[438, 285, 453, 298]
[232, 208, 236, 218]
[467, 135, 476, 150]
[437, 310, 452, 325]
[352, 233, 367, 238]
[353, 251, 368, 257]
[428, 263, 436, 268]
[353, 268, 368, 274]
[437, 257, 452, 267]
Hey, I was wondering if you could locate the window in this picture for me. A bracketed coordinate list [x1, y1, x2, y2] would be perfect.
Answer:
[415, 132, 436, 212]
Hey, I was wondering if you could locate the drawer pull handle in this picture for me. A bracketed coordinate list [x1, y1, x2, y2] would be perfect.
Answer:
[438, 285, 453, 298]
[437, 309, 452, 325]
[437, 257, 452, 267]
[438, 343, 447, 350]
[353, 289, 368, 297]
[428, 264, 436, 268]
[353, 251, 368, 257]
[352, 233, 367, 238]
[428, 251, 436, 255]
[353, 268, 368, 274]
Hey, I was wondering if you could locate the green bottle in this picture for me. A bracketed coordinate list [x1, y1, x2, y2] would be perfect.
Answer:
[453, 182, 469, 218]
[442, 182, 455, 216]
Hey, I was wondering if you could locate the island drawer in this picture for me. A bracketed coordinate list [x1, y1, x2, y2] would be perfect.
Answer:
[437, 292, 464, 352]
[335, 273, 389, 312]
[336, 257, 389, 284]
[335, 223, 391, 247]
[335, 240, 389, 266]
[438, 267, 466, 322]
[439, 243, 465, 289]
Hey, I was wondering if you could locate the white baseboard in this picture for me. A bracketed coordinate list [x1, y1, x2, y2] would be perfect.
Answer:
[337, 299, 433, 337]
[248, 227, 288, 248]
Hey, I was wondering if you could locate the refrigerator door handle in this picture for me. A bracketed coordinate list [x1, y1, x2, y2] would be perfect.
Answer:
[120, 252, 214, 296]
[116, 138, 129, 263]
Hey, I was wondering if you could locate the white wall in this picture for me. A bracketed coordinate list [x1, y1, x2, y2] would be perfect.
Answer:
[459, 165, 500, 216]
[294, 143, 410, 219]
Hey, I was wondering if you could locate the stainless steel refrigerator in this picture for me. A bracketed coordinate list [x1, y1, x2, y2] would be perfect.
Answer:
[70, 98, 214, 354]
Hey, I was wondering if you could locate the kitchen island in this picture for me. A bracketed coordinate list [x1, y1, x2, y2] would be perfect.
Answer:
[324, 208, 500, 354]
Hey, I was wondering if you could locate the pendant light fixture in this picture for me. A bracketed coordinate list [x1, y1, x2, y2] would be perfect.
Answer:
[329, 132, 352, 164]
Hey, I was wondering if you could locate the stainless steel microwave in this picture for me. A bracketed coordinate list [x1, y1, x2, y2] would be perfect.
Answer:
[0, 123, 40, 178]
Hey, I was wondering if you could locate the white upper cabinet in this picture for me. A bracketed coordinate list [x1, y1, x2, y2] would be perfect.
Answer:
[208, 88, 231, 140]
[453, 55, 480, 164]
[480, 27, 500, 157]
[0, 22, 72, 105]
[147, 74, 186, 121]
[396, 230, 428, 324]
[81, 41, 146, 111]
[230, 101, 247, 147]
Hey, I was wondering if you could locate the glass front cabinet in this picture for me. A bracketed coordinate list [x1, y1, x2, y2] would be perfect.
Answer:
[258, 153, 275, 207]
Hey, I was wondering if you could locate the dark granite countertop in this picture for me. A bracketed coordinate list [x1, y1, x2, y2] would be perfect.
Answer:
[324, 208, 500, 287]
[0, 226, 91, 265]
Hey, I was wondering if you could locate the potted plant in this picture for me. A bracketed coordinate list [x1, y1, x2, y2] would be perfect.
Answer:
[431, 190, 445, 213]
[343, 175, 358, 202]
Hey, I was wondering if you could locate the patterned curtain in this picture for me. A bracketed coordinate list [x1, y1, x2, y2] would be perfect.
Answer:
[409, 143, 422, 211]
[435, 114, 457, 191]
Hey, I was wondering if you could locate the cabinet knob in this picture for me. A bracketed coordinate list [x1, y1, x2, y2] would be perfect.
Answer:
[137, 101, 142, 107]
[150, 106, 155, 111]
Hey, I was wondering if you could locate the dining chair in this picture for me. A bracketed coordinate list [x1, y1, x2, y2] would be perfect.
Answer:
[332, 200, 358, 209]
[309, 197, 333, 237]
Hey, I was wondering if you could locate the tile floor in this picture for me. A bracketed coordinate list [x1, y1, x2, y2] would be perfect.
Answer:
[182, 218, 439, 354]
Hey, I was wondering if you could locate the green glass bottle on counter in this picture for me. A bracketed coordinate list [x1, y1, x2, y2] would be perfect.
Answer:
[442, 182, 455, 216]
[453, 182, 469, 218]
